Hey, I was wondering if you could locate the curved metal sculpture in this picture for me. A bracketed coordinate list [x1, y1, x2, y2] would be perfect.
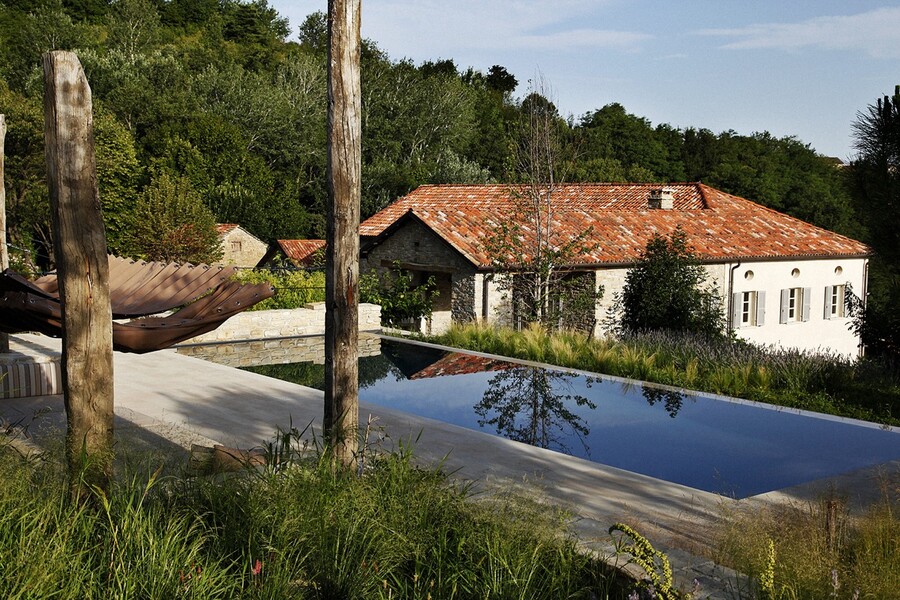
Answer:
[0, 256, 274, 353]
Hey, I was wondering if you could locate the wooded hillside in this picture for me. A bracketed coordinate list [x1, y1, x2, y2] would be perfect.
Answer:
[0, 0, 869, 273]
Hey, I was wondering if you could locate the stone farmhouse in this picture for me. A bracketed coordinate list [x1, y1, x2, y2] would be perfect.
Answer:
[360, 183, 871, 357]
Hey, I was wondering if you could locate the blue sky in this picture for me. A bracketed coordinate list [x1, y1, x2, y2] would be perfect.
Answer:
[268, 1, 900, 160]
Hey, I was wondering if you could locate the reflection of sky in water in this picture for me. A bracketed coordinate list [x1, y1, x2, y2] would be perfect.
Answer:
[252, 340, 900, 499]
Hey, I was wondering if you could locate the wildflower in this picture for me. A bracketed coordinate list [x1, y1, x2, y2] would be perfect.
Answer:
[251, 559, 263, 577]
[830, 569, 840, 598]
[760, 538, 776, 597]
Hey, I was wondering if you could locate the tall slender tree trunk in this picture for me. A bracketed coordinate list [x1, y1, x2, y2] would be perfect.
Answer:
[0, 114, 9, 352]
[43, 51, 114, 497]
[324, 0, 361, 468]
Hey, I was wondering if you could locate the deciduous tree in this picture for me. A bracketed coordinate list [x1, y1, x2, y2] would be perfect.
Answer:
[122, 171, 222, 264]
[486, 77, 599, 332]
[612, 228, 723, 338]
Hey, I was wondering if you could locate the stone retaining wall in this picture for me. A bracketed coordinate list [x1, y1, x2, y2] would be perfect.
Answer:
[2, 304, 381, 398]
[176, 333, 382, 369]
[179, 302, 381, 344]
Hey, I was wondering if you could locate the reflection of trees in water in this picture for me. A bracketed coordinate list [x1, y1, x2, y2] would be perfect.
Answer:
[244, 354, 400, 390]
[359, 354, 402, 389]
[475, 367, 597, 455]
[641, 387, 685, 418]
[246, 361, 326, 389]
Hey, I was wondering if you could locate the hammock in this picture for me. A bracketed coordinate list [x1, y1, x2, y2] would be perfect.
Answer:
[0, 256, 274, 353]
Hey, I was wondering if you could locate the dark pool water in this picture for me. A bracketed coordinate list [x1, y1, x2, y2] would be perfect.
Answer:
[243, 337, 900, 499]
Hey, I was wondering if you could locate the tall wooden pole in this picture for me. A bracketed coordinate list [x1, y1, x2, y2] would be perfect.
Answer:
[43, 51, 114, 497]
[0, 114, 9, 352]
[324, 0, 361, 467]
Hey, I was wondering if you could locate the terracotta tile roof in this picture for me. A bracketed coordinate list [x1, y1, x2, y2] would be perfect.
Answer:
[216, 223, 238, 235]
[277, 239, 326, 265]
[361, 183, 871, 268]
[408, 353, 515, 379]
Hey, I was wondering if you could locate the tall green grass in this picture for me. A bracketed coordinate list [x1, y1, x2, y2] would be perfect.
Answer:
[435, 323, 900, 426]
[714, 480, 900, 599]
[0, 437, 627, 599]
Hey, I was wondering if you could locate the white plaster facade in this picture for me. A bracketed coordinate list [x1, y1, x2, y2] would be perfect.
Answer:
[726, 258, 866, 357]
[365, 223, 867, 356]
[591, 258, 865, 357]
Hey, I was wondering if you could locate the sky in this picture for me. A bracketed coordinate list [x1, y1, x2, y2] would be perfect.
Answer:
[268, 1, 900, 161]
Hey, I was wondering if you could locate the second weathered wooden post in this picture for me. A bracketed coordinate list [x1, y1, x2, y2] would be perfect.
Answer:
[43, 51, 115, 496]
[0, 114, 9, 352]
[324, 0, 362, 467]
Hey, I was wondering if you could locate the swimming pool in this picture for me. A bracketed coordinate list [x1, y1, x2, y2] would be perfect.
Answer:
[237, 336, 899, 499]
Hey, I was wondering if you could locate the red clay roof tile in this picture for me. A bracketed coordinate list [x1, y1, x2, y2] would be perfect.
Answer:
[361, 183, 871, 268]
[277, 239, 326, 265]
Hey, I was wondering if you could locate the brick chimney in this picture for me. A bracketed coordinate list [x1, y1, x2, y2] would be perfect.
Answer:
[648, 187, 674, 210]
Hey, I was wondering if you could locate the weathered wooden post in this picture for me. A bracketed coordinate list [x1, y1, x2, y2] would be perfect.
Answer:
[324, 0, 361, 467]
[0, 114, 9, 352]
[43, 51, 115, 496]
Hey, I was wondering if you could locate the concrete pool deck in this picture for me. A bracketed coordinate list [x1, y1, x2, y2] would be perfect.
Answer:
[2, 333, 898, 598]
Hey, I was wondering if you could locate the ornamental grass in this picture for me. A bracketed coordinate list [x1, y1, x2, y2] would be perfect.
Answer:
[0, 432, 628, 599]
[435, 323, 900, 426]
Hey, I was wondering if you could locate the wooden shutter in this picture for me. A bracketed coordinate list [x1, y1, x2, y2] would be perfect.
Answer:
[756, 291, 766, 326]
[731, 292, 742, 328]
[801, 287, 812, 322]
[823, 286, 833, 319]
[780, 289, 790, 324]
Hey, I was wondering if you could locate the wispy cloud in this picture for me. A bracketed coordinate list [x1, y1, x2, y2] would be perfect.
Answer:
[697, 7, 900, 58]
[365, 0, 650, 55]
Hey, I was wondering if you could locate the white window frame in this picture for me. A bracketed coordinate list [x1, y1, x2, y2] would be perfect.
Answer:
[780, 287, 811, 324]
[824, 284, 846, 319]
[732, 290, 765, 328]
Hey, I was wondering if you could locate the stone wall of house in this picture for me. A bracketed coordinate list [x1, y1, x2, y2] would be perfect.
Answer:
[179, 303, 381, 345]
[177, 333, 382, 368]
[220, 227, 268, 267]
[363, 219, 478, 334]
[451, 273, 476, 323]
[362, 219, 475, 276]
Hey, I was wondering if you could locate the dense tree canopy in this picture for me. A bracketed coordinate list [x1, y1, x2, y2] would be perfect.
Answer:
[848, 86, 900, 358]
[0, 1, 870, 272]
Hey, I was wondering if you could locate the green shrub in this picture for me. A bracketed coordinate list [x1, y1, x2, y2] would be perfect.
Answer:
[359, 265, 436, 328]
[235, 269, 326, 310]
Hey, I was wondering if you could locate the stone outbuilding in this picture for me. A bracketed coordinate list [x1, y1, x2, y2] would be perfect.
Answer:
[216, 224, 268, 268]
